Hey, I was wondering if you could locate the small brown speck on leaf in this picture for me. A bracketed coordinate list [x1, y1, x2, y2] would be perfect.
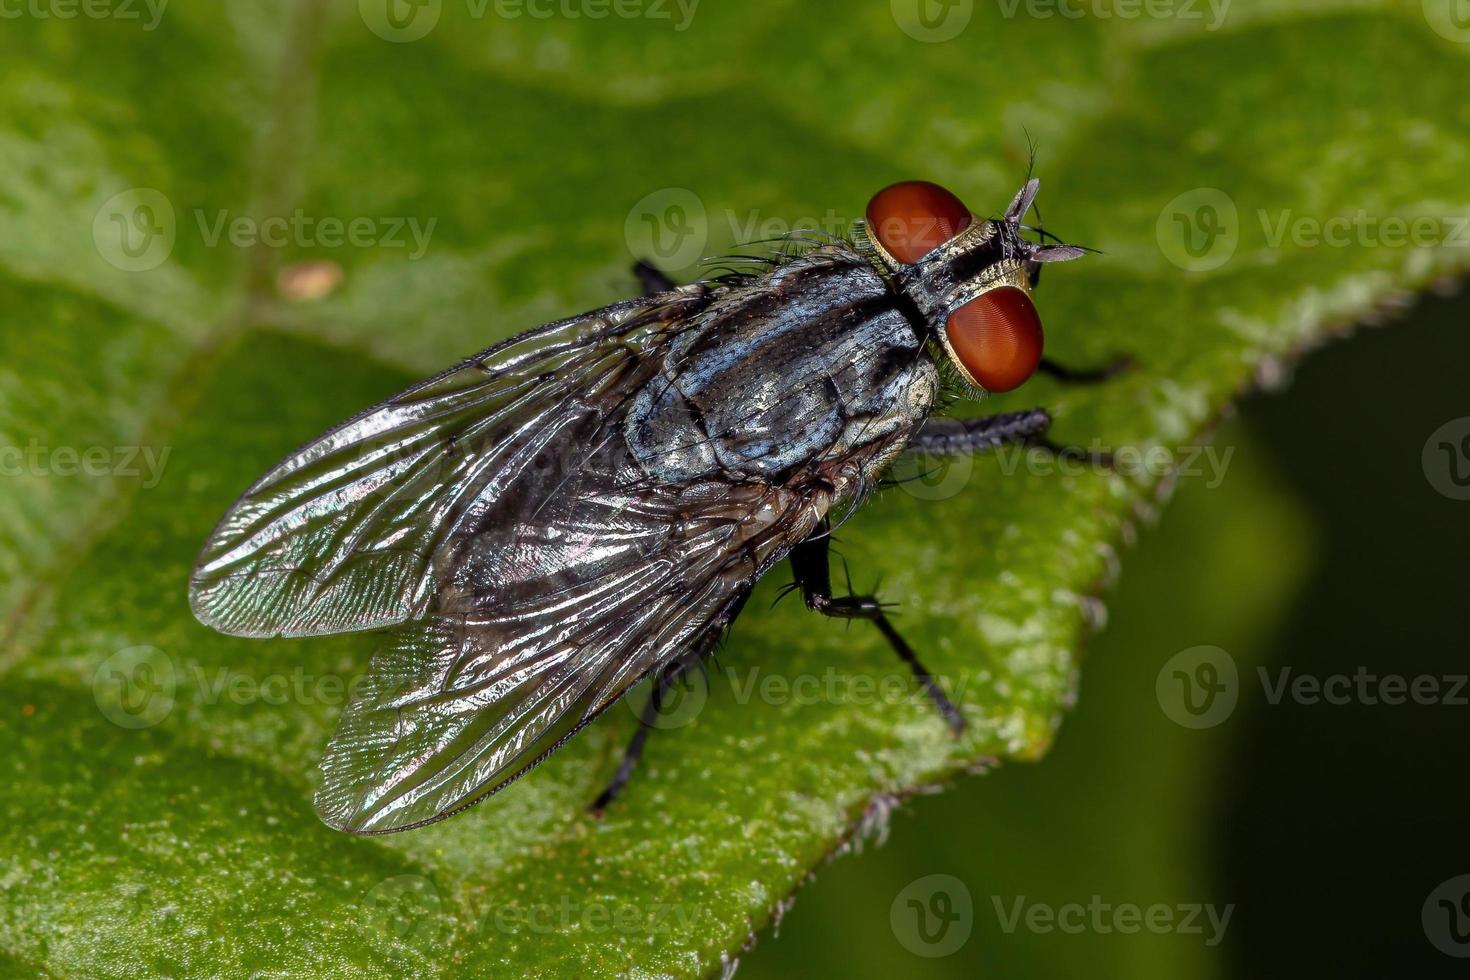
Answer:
[277, 260, 344, 302]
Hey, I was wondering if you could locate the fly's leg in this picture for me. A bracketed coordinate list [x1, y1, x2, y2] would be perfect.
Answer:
[1024, 269, 1131, 384]
[904, 409, 1052, 456]
[1037, 356, 1133, 385]
[790, 529, 967, 735]
[587, 659, 684, 816]
[903, 408, 1114, 467]
[634, 260, 676, 295]
[588, 588, 749, 815]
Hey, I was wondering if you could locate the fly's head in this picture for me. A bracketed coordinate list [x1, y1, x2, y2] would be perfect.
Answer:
[857, 178, 1087, 394]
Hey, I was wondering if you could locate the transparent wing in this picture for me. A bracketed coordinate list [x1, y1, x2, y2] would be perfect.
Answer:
[314, 468, 826, 834]
[189, 287, 712, 638]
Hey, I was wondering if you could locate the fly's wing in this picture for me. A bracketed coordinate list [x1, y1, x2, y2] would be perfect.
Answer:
[314, 467, 826, 834]
[188, 280, 839, 834]
[189, 288, 712, 638]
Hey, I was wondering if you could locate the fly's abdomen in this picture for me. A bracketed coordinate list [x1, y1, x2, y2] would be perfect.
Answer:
[624, 246, 936, 484]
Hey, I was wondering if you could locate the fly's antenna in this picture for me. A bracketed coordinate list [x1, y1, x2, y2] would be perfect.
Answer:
[1022, 127, 1040, 187]
[1005, 137, 1091, 263]
[1005, 178, 1082, 263]
[1005, 179, 1092, 264]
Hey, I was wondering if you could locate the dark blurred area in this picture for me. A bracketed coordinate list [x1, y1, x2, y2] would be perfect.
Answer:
[746, 287, 1470, 977]
[1223, 285, 1470, 978]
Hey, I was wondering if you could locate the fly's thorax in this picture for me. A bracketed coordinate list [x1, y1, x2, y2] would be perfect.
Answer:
[623, 246, 938, 485]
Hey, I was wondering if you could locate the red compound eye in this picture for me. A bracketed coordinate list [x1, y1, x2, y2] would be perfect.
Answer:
[865, 180, 972, 263]
[945, 286, 1044, 393]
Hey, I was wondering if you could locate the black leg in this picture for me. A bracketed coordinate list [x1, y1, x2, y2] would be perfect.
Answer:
[789, 529, 966, 735]
[634, 259, 676, 296]
[902, 409, 1053, 457]
[588, 659, 682, 816]
[1029, 260, 1129, 384]
[1037, 355, 1133, 385]
[588, 588, 748, 814]
[902, 409, 1114, 467]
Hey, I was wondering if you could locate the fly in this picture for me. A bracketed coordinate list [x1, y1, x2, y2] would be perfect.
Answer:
[189, 177, 1122, 834]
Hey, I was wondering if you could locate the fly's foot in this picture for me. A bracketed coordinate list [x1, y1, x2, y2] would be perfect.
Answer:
[1038, 354, 1135, 385]
[1029, 437, 1116, 470]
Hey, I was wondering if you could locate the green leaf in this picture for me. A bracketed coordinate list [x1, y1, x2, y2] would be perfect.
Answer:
[2, 3, 1467, 976]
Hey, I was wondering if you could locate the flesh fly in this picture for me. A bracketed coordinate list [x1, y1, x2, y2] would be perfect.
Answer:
[191, 178, 1112, 834]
